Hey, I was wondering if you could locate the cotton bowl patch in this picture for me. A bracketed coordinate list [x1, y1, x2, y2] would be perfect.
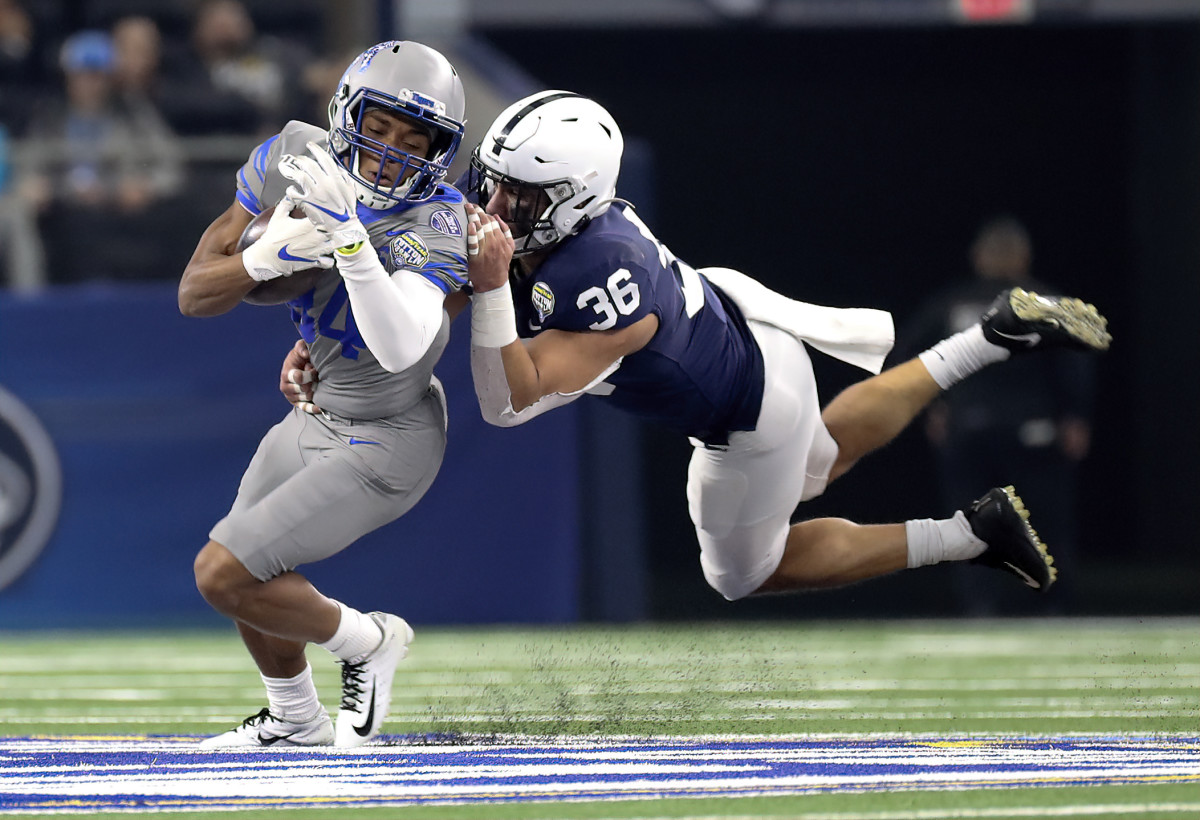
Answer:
[390, 232, 430, 269]
[532, 282, 555, 321]
[430, 209, 462, 237]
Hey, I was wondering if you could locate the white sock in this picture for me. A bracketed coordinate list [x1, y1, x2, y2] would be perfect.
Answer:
[317, 601, 384, 662]
[261, 664, 323, 723]
[905, 512, 986, 568]
[918, 324, 1010, 389]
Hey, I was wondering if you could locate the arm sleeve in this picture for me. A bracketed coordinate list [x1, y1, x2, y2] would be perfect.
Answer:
[338, 244, 447, 373]
[469, 343, 622, 427]
[469, 343, 585, 427]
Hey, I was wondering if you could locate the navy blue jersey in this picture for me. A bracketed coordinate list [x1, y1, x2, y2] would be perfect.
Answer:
[512, 204, 764, 444]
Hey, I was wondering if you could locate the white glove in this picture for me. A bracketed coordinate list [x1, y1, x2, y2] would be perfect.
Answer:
[278, 142, 370, 250]
[241, 198, 335, 282]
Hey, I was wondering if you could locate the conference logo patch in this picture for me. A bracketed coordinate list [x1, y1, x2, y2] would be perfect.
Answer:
[0, 386, 62, 590]
[429, 209, 462, 237]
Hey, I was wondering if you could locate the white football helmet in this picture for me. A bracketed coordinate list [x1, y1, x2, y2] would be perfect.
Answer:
[470, 91, 623, 255]
[327, 41, 466, 208]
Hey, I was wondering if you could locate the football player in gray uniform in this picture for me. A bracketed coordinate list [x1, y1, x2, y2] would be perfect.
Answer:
[178, 41, 470, 748]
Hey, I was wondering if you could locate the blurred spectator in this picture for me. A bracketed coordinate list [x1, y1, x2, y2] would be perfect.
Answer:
[0, 119, 45, 290]
[162, 0, 308, 136]
[0, 0, 38, 134]
[299, 45, 362, 127]
[891, 216, 1098, 615]
[14, 29, 184, 283]
[112, 15, 165, 116]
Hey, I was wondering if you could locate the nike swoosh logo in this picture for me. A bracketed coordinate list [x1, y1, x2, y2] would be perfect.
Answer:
[348, 437, 380, 446]
[529, 320, 543, 332]
[992, 329, 1042, 347]
[353, 683, 377, 737]
[257, 732, 296, 746]
[278, 245, 314, 262]
[1004, 561, 1040, 588]
[306, 201, 351, 223]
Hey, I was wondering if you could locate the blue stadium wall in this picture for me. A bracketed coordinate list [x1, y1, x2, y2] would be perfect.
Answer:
[0, 284, 584, 628]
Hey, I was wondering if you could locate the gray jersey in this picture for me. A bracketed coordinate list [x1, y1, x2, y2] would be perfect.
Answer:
[236, 121, 469, 419]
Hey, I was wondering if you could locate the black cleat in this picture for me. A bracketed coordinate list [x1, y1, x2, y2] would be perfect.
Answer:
[981, 287, 1111, 353]
[964, 485, 1057, 592]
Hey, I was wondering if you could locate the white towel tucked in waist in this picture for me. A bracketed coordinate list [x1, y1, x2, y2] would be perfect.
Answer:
[700, 266, 895, 374]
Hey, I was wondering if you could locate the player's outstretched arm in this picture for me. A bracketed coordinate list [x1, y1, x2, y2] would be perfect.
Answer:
[469, 329, 632, 427]
[179, 198, 333, 317]
[178, 201, 258, 317]
[465, 204, 656, 424]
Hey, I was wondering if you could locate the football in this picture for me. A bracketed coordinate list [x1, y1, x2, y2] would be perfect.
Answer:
[237, 205, 325, 305]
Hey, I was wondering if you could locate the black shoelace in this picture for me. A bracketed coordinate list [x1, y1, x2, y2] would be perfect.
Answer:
[240, 707, 273, 728]
[339, 660, 367, 710]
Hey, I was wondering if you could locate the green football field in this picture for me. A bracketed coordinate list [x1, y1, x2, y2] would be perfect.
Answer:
[1, 618, 1197, 819]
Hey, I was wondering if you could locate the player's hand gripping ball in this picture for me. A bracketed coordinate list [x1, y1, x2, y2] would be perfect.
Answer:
[237, 205, 329, 305]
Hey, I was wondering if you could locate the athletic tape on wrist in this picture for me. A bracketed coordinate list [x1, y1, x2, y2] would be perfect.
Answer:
[471, 281, 519, 348]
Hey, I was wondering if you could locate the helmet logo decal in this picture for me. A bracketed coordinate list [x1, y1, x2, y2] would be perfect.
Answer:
[390, 231, 430, 270]
[356, 41, 399, 71]
[429, 209, 462, 237]
[531, 282, 555, 322]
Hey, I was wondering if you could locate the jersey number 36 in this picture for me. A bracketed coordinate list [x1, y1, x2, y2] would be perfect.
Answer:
[578, 208, 705, 331]
[578, 270, 640, 331]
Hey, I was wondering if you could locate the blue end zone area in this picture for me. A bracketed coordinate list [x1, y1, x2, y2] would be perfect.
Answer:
[0, 735, 1197, 812]
[0, 283, 583, 627]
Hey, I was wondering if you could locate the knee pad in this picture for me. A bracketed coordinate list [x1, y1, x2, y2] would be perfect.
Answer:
[697, 516, 789, 602]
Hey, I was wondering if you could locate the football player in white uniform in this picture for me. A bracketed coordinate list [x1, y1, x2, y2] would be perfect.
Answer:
[179, 41, 470, 748]
[459, 92, 1110, 604]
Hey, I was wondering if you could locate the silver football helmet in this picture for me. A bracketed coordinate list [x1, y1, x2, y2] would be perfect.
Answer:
[327, 41, 466, 208]
[470, 91, 623, 255]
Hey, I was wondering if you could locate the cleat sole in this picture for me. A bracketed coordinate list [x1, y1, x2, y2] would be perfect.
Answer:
[1009, 287, 1112, 352]
[999, 485, 1058, 588]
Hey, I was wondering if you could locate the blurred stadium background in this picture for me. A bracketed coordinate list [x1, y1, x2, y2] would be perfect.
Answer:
[1, 0, 1199, 632]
